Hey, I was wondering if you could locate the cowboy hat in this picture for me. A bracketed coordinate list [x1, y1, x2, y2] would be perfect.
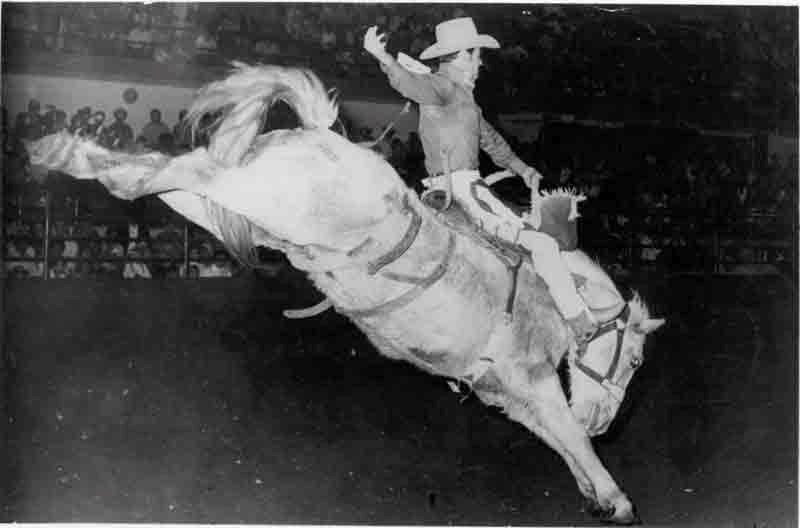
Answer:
[419, 17, 499, 60]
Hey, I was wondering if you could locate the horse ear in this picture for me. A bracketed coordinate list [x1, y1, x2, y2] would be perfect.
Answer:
[639, 318, 666, 334]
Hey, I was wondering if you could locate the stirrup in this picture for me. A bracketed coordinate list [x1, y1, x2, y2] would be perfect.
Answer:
[421, 188, 453, 212]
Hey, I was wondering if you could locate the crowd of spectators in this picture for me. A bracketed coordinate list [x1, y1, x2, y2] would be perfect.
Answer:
[2, 90, 796, 280]
[2, 3, 469, 78]
[11, 97, 194, 155]
[522, 131, 797, 275]
[4, 214, 240, 280]
[3, 97, 233, 279]
[5, 4, 796, 137]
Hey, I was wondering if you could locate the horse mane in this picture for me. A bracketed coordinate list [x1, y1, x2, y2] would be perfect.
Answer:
[627, 291, 652, 325]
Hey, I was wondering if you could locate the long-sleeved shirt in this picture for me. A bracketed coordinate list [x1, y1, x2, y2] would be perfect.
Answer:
[380, 59, 528, 178]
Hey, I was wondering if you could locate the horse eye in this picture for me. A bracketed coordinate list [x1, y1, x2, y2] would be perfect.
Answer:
[630, 357, 642, 369]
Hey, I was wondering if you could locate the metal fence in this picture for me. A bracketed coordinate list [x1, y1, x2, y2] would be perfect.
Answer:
[2, 185, 282, 280]
[2, 182, 795, 280]
[580, 206, 795, 277]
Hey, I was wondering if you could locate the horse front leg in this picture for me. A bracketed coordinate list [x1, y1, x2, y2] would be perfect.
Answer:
[477, 363, 638, 524]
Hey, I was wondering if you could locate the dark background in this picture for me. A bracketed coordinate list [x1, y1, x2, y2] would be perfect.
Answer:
[1, 3, 798, 526]
[1, 270, 796, 525]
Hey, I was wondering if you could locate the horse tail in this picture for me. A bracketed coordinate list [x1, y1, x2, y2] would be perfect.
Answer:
[186, 62, 339, 166]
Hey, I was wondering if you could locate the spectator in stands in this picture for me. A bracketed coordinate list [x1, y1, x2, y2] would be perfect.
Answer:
[5, 241, 23, 276]
[69, 106, 92, 135]
[49, 260, 69, 279]
[123, 238, 152, 279]
[157, 132, 175, 155]
[141, 108, 171, 149]
[86, 110, 106, 139]
[23, 244, 43, 277]
[80, 237, 100, 277]
[15, 99, 45, 140]
[320, 24, 337, 50]
[131, 135, 149, 153]
[127, 12, 155, 59]
[42, 106, 68, 135]
[107, 239, 126, 277]
[101, 108, 134, 150]
[62, 239, 79, 276]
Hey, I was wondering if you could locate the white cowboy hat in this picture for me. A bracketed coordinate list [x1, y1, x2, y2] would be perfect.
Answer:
[419, 17, 500, 60]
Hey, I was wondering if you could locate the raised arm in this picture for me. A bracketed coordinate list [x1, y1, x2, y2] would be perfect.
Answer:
[363, 26, 451, 105]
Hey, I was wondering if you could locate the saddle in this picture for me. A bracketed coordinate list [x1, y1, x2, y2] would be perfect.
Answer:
[421, 188, 527, 269]
[421, 189, 623, 325]
[422, 188, 527, 320]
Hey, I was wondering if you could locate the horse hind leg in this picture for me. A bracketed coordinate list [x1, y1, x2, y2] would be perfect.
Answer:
[478, 363, 638, 524]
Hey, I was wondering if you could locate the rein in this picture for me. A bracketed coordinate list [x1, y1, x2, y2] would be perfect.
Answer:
[573, 303, 630, 400]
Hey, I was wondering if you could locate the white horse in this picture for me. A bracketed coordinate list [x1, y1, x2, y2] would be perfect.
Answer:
[27, 63, 664, 524]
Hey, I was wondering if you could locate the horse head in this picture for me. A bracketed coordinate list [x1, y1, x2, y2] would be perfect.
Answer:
[566, 292, 665, 436]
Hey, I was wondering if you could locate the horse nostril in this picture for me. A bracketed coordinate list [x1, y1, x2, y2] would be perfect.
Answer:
[630, 357, 642, 369]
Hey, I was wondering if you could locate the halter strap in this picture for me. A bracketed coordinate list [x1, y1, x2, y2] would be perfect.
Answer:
[574, 303, 630, 387]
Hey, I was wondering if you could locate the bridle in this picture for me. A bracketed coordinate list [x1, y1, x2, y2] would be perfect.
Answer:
[573, 303, 632, 402]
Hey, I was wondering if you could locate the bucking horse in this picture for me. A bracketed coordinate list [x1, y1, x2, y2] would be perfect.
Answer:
[27, 63, 664, 524]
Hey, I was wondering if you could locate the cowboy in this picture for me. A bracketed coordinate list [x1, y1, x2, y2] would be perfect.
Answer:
[364, 17, 598, 342]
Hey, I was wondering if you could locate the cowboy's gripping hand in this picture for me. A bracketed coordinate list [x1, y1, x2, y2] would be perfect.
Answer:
[521, 165, 543, 196]
[364, 26, 391, 63]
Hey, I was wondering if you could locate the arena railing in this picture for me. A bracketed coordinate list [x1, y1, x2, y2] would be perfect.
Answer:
[2, 181, 795, 280]
[1, 185, 284, 280]
[580, 206, 796, 277]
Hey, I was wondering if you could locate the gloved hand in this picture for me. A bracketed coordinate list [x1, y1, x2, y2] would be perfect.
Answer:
[364, 26, 392, 64]
[521, 165, 543, 195]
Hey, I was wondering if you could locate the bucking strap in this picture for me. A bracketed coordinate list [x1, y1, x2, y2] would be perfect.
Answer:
[366, 195, 423, 275]
[283, 298, 334, 319]
[339, 233, 456, 319]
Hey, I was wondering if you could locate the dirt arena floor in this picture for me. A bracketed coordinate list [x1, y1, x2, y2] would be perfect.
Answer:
[1, 270, 796, 526]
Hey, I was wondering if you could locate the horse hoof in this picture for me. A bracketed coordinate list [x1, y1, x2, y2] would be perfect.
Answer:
[608, 503, 640, 525]
[585, 497, 639, 525]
